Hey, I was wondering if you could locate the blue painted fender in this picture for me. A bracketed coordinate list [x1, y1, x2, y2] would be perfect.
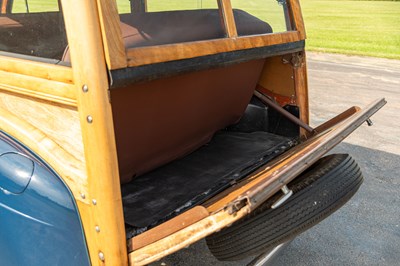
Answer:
[0, 132, 90, 266]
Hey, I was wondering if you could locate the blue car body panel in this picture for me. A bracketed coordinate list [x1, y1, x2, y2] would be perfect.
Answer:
[0, 132, 90, 266]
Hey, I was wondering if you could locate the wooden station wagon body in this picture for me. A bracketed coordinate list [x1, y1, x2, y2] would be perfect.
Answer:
[0, 0, 385, 265]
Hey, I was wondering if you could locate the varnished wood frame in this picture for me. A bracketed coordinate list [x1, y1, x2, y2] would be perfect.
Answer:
[0, 0, 9, 14]
[127, 31, 301, 67]
[60, 0, 128, 265]
[0, 1, 128, 265]
[0, 56, 76, 106]
[97, 0, 306, 70]
[0, 0, 301, 265]
[96, 0, 127, 69]
[0, 0, 307, 265]
[218, 0, 237, 38]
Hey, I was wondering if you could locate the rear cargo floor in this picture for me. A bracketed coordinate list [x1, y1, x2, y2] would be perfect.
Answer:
[122, 131, 296, 237]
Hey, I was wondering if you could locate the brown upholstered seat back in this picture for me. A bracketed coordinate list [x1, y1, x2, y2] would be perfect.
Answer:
[112, 59, 266, 184]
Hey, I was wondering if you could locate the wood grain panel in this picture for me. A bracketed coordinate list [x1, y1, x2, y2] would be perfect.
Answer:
[1, 0, 8, 14]
[258, 56, 296, 99]
[218, 0, 237, 38]
[128, 207, 250, 266]
[0, 70, 76, 106]
[61, 0, 128, 264]
[127, 31, 300, 67]
[289, 0, 306, 39]
[293, 53, 309, 137]
[128, 206, 209, 252]
[0, 92, 87, 200]
[96, 0, 127, 69]
[0, 55, 73, 84]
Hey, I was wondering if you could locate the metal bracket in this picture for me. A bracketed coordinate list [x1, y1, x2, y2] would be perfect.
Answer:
[283, 52, 305, 68]
[227, 198, 247, 215]
[271, 185, 293, 209]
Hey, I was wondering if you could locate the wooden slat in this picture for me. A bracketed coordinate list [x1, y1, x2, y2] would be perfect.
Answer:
[0, 93, 87, 202]
[128, 207, 250, 266]
[289, 0, 306, 39]
[218, 0, 237, 38]
[0, 55, 73, 84]
[293, 52, 309, 137]
[0, 70, 77, 107]
[128, 206, 209, 252]
[61, 0, 128, 264]
[96, 0, 128, 69]
[313, 106, 361, 134]
[1, 0, 8, 14]
[127, 31, 300, 67]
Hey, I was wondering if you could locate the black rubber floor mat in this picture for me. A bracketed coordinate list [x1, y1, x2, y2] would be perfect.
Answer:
[122, 131, 297, 236]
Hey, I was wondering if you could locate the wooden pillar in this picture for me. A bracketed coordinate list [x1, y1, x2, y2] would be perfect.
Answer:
[60, 0, 128, 265]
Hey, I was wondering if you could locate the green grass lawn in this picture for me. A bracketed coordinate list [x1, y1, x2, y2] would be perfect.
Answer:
[117, 0, 400, 59]
[301, 0, 400, 59]
[12, 0, 400, 59]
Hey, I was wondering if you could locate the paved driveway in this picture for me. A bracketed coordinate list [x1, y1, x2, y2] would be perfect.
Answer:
[150, 53, 400, 266]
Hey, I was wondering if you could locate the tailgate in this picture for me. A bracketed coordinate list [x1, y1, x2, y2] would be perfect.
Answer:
[128, 98, 386, 266]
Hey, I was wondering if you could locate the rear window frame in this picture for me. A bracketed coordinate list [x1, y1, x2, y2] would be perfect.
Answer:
[99, 0, 306, 70]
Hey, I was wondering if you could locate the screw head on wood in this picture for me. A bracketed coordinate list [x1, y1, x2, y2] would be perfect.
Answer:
[82, 85, 89, 93]
[87, 116, 93, 123]
[98, 252, 105, 261]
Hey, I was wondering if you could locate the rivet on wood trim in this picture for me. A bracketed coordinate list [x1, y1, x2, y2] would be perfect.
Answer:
[98, 252, 105, 261]
[82, 84, 89, 93]
[86, 116, 93, 123]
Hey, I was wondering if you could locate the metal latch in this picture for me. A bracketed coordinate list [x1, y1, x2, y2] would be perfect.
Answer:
[271, 185, 293, 209]
[227, 198, 247, 215]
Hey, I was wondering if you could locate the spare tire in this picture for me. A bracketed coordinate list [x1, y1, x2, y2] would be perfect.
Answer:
[206, 153, 363, 261]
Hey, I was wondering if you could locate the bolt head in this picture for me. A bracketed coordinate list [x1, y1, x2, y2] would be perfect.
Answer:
[95, 226, 100, 232]
[87, 116, 93, 123]
[98, 252, 105, 261]
[80, 193, 86, 199]
[82, 85, 89, 93]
